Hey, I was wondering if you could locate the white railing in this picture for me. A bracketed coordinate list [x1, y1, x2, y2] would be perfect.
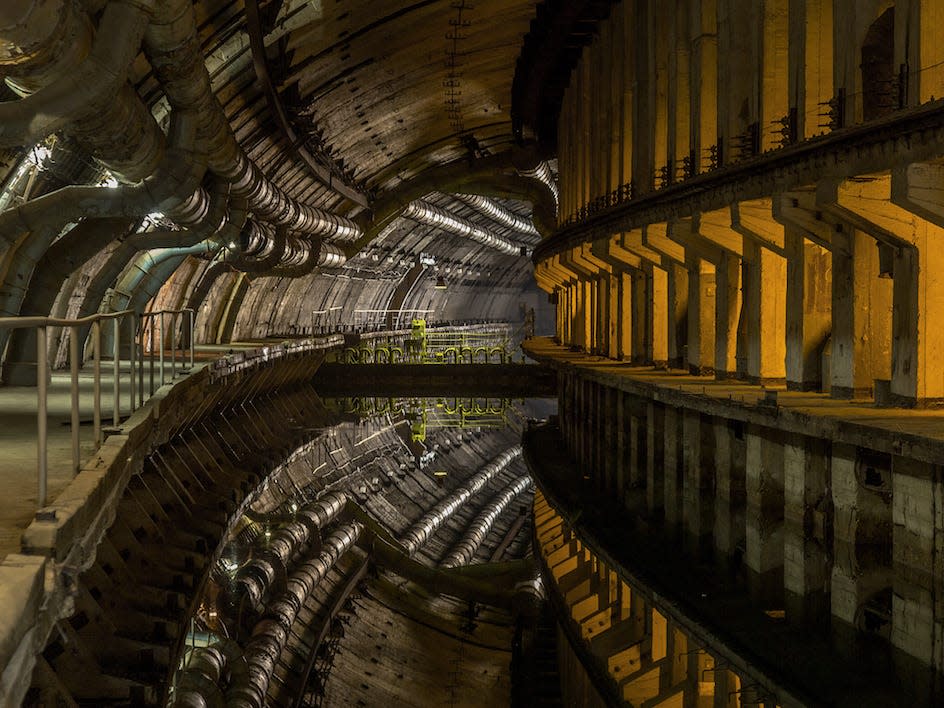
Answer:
[310, 308, 435, 334]
[0, 307, 196, 508]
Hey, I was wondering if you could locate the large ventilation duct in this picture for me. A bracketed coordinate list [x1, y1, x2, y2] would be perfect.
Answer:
[0, 0, 164, 182]
[142, 0, 361, 241]
[453, 194, 540, 244]
[170, 639, 245, 708]
[0, 0, 362, 244]
[401, 201, 522, 256]
[440, 475, 533, 568]
[318, 243, 347, 269]
[0, 108, 208, 248]
[401, 446, 522, 555]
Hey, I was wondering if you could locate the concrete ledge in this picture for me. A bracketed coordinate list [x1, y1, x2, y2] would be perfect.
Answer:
[0, 554, 46, 707]
[525, 337, 944, 467]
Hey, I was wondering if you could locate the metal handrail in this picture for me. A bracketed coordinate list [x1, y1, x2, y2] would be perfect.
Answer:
[0, 307, 195, 509]
[0, 309, 136, 507]
[138, 308, 195, 402]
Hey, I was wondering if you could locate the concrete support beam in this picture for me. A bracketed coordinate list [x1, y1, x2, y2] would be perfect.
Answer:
[648, 265, 669, 366]
[783, 435, 830, 621]
[619, 270, 634, 360]
[714, 250, 742, 379]
[742, 239, 787, 384]
[890, 456, 943, 677]
[646, 402, 665, 518]
[681, 410, 713, 544]
[714, 419, 746, 556]
[828, 226, 892, 399]
[644, 223, 687, 264]
[830, 444, 892, 638]
[667, 262, 689, 368]
[685, 255, 716, 376]
[784, 227, 831, 391]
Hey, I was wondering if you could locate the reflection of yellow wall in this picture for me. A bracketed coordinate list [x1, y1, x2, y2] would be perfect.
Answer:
[534, 490, 783, 708]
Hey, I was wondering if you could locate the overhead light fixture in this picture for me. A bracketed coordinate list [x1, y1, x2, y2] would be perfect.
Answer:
[433, 470, 448, 477]
[435, 275, 447, 290]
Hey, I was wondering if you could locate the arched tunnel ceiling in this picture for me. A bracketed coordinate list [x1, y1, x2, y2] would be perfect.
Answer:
[0, 0, 559, 357]
[157, 0, 543, 207]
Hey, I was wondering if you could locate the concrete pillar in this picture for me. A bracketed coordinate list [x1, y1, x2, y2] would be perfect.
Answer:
[607, 271, 620, 359]
[663, 407, 682, 527]
[632, 270, 647, 363]
[615, 390, 628, 502]
[667, 262, 689, 368]
[890, 456, 942, 687]
[714, 250, 742, 379]
[646, 402, 665, 518]
[783, 435, 830, 623]
[744, 426, 785, 593]
[648, 265, 669, 366]
[602, 386, 616, 493]
[829, 228, 892, 399]
[743, 239, 787, 384]
[619, 270, 634, 360]
[714, 419, 746, 557]
[691, 0, 718, 173]
[789, 0, 833, 140]
[682, 410, 714, 546]
[686, 256, 716, 375]
[759, 0, 789, 151]
[830, 444, 893, 643]
[784, 227, 832, 391]
[669, 2, 691, 178]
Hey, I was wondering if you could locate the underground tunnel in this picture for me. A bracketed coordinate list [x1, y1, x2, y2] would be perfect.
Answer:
[1, 0, 944, 706]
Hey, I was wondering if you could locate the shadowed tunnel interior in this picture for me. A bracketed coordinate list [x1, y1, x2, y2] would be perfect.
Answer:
[2, 0, 944, 706]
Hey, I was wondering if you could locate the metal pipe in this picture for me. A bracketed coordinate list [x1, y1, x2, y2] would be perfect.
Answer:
[69, 326, 80, 473]
[188, 309, 194, 369]
[229, 492, 348, 611]
[129, 313, 136, 412]
[401, 446, 523, 555]
[36, 326, 47, 508]
[440, 475, 532, 568]
[112, 317, 120, 426]
[401, 200, 522, 256]
[226, 522, 362, 708]
[159, 312, 165, 387]
[170, 311, 176, 378]
[453, 194, 541, 243]
[92, 320, 101, 446]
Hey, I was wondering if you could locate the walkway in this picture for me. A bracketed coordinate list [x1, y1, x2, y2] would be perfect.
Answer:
[0, 340, 325, 562]
[523, 336, 944, 463]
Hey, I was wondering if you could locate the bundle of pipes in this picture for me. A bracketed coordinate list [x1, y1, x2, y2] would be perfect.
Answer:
[518, 161, 559, 205]
[226, 522, 363, 708]
[0, 0, 354, 273]
[439, 475, 533, 568]
[400, 446, 523, 555]
[228, 492, 348, 613]
[401, 200, 523, 256]
[453, 194, 541, 245]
